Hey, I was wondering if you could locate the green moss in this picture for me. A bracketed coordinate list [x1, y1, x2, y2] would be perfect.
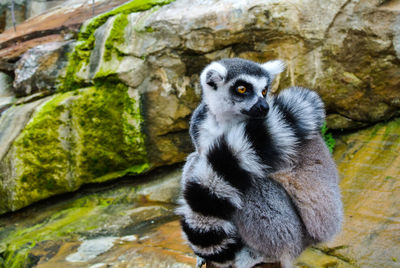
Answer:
[321, 122, 336, 153]
[12, 93, 77, 210]
[145, 26, 155, 32]
[7, 81, 148, 213]
[72, 81, 148, 180]
[59, 0, 175, 92]
[79, 0, 174, 40]
[103, 13, 129, 62]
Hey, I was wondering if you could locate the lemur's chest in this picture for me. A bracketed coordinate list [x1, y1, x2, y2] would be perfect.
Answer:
[196, 115, 227, 154]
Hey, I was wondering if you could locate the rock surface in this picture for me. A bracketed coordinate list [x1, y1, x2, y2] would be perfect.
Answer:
[0, 0, 133, 60]
[0, 165, 193, 268]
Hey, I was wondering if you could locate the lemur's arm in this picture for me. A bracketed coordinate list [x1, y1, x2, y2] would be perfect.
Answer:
[177, 150, 244, 267]
[273, 87, 325, 141]
[189, 102, 208, 151]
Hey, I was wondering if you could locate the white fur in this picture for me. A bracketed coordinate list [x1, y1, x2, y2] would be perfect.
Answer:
[266, 97, 299, 163]
[235, 247, 273, 268]
[197, 115, 225, 155]
[200, 62, 227, 91]
[176, 202, 237, 235]
[261, 60, 286, 80]
[224, 123, 266, 178]
[192, 156, 243, 209]
[191, 237, 239, 255]
[276, 87, 325, 139]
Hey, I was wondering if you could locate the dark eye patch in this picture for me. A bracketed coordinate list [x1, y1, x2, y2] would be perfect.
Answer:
[230, 80, 254, 98]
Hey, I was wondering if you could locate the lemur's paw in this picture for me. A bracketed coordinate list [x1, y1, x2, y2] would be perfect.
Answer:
[196, 256, 206, 268]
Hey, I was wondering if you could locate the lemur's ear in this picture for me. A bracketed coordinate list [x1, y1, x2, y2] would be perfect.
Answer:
[200, 62, 227, 90]
[261, 60, 286, 80]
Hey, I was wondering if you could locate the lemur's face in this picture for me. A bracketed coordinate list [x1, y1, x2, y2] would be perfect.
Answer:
[200, 58, 285, 123]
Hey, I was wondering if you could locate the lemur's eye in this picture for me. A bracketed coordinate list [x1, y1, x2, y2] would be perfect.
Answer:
[262, 89, 267, 97]
[237, 86, 247, 94]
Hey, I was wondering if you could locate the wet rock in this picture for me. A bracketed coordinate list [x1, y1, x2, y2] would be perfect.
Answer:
[128, 206, 171, 225]
[66, 237, 118, 263]
[0, 165, 192, 268]
[326, 113, 369, 130]
[136, 167, 181, 204]
[2, 115, 400, 267]
[13, 41, 74, 96]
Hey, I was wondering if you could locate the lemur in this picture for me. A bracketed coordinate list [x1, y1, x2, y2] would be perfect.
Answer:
[176, 58, 343, 268]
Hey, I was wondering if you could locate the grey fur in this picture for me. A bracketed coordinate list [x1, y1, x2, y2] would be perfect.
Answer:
[178, 58, 343, 268]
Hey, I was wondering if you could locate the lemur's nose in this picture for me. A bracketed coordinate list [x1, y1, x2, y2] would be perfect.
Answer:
[257, 98, 269, 113]
[251, 97, 269, 118]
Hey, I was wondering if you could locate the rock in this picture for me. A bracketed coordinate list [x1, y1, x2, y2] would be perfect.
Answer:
[66, 237, 118, 263]
[0, 83, 147, 214]
[0, 166, 193, 268]
[136, 167, 181, 204]
[1, 116, 400, 267]
[13, 41, 74, 96]
[326, 113, 368, 130]
[127, 206, 171, 224]
[0, 0, 134, 60]
[0, 97, 50, 162]
[0, 72, 13, 96]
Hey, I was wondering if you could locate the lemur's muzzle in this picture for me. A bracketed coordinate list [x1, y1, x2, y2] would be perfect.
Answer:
[241, 97, 269, 118]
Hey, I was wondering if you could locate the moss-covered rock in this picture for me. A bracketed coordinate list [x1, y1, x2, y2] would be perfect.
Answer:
[59, 0, 175, 92]
[0, 166, 183, 268]
[0, 81, 148, 214]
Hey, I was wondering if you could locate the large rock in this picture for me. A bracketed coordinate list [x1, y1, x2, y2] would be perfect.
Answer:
[0, 82, 147, 214]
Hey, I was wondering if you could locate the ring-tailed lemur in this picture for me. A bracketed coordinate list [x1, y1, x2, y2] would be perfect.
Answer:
[176, 58, 343, 268]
